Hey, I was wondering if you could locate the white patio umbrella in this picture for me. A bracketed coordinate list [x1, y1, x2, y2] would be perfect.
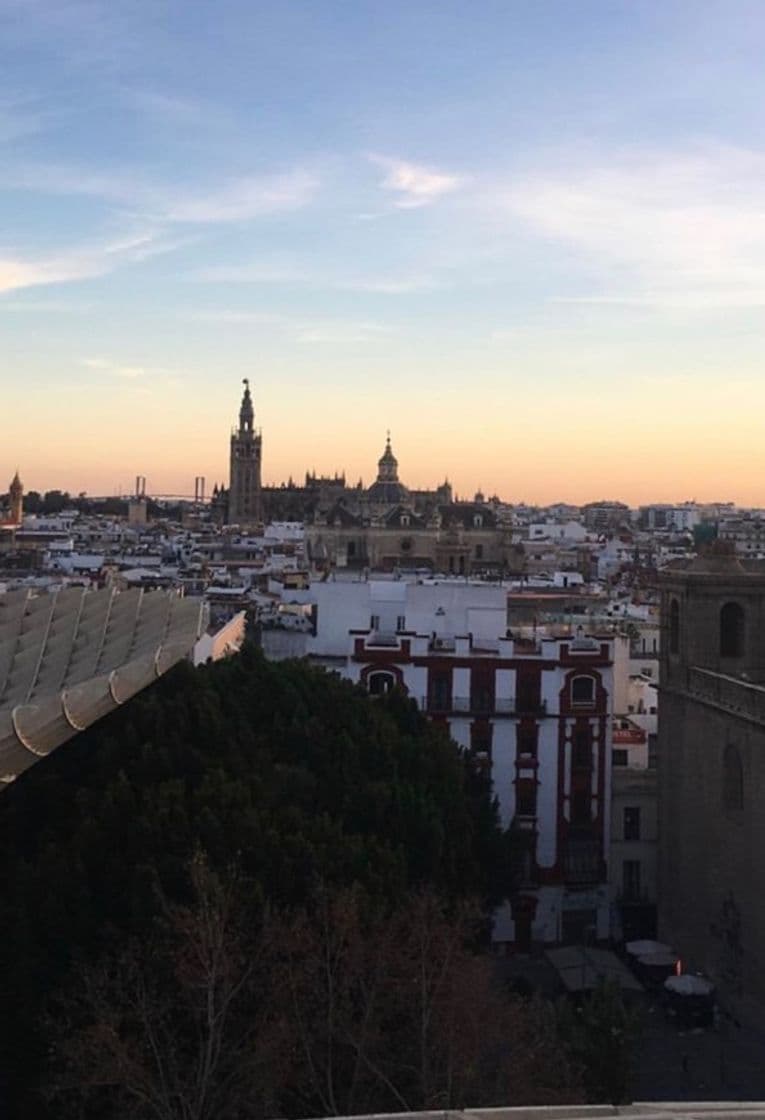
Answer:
[638, 950, 678, 967]
[625, 939, 674, 957]
[664, 974, 714, 997]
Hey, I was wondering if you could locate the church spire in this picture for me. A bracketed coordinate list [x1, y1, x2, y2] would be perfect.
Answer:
[377, 431, 399, 483]
[239, 378, 254, 434]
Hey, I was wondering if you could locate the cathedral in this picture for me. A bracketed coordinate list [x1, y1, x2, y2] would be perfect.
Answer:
[216, 382, 520, 574]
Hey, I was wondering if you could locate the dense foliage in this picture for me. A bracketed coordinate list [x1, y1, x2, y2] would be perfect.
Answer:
[0, 649, 516, 1117]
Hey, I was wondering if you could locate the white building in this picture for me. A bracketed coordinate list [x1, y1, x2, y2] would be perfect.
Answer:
[263, 577, 615, 948]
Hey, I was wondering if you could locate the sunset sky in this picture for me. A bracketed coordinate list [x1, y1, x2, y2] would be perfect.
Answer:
[3, 0, 765, 505]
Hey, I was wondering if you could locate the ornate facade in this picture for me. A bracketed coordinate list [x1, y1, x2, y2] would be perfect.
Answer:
[305, 437, 519, 574]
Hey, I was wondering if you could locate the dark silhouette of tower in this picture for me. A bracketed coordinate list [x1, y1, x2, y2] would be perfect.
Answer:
[228, 380, 262, 525]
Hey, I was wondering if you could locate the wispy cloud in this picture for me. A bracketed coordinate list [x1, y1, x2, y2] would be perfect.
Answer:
[80, 356, 178, 388]
[346, 274, 440, 294]
[184, 309, 290, 327]
[122, 89, 228, 132]
[159, 170, 318, 223]
[81, 357, 149, 378]
[500, 144, 765, 309]
[0, 296, 94, 313]
[0, 162, 320, 225]
[0, 95, 48, 144]
[0, 229, 181, 294]
[369, 154, 463, 209]
[189, 260, 442, 294]
[184, 307, 393, 344]
[296, 320, 392, 344]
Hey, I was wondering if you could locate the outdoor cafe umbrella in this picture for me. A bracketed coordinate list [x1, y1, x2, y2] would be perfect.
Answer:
[638, 950, 678, 968]
[626, 939, 674, 957]
[664, 974, 714, 997]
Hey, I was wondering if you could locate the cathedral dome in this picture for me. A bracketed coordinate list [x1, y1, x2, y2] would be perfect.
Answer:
[368, 433, 409, 504]
[367, 479, 410, 504]
[377, 433, 398, 480]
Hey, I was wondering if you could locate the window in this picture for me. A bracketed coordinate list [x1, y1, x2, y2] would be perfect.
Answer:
[471, 722, 493, 750]
[475, 543, 484, 560]
[623, 806, 641, 841]
[370, 614, 380, 631]
[396, 615, 406, 631]
[571, 676, 595, 706]
[720, 602, 745, 658]
[471, 671, 494, 714]
[622, 859, 641, 900]
[612, 748, 628, 767]
[516, 779, 537, 816]
[368, 671, 395, 696]
[471, 722, 493, 760]
[429, 671, 451, 712]
[669, 598, 680, 655]
[517, 727, 537, 757]
[570, 790, 590, 826]
[723, 743, 743, 810]
[572, 729, 591, 771]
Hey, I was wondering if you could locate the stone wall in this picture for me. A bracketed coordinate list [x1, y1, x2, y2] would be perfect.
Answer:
[659, 555, 765, 1018]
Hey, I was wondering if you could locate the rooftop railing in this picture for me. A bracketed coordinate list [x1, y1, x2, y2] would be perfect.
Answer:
[686, 666, 765, 725]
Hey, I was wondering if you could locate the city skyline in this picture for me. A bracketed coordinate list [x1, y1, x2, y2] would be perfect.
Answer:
[4, 1, 765, 503]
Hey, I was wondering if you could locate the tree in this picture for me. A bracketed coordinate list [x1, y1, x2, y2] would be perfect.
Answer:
[271, 886, 582, 1115]
[46, 854, 282, 1120]
[0, 650, 506, 1116]
[558, 980, 640, 1104]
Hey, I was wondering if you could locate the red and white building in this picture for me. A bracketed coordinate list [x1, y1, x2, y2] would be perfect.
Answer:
[263, 579, 614, 948]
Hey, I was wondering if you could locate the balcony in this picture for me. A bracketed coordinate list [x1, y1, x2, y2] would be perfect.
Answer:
[563, 836, 604, 886]
[365, 630, 400, 649]
[424, 695, 515, 716]
[515, 699, 547, 717]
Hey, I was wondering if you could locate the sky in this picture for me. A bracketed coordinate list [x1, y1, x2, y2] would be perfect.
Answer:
[3, 0, 765, 505]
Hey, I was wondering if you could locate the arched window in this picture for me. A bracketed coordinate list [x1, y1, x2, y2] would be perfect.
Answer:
[669, 598, 680, 655]
[720, 602, 745, 658]
[571, 675, 595, 706]
[723, 743, 743, 810]
[368, 671, 395, 696]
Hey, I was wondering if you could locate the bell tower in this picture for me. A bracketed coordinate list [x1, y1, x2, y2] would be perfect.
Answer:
[228, 380, 262, 525]
[8, 471, 22, 525]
